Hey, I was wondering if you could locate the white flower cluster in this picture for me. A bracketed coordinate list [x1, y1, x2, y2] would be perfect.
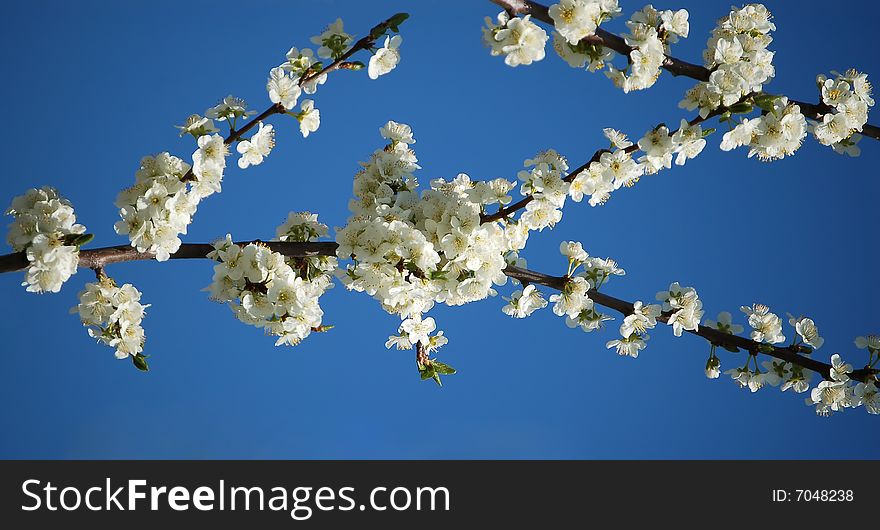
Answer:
[5, 186, 86, 293]
[607, 301, 661, 358]
[272, 35, 349, 138]
[812, 69, 874, 155]
[337, 121, 542, 348]
[549, 0, 620, 44]
[115, 151, 208, 261]
[740, 303, 784, 344]
[73, 277, 149, 362]
[482, 11, 549, 67]
[656, 282, 703, 337]
[279, 47, 325, 98]
[555, 242, 619, 332]
[806, 354, 879, 417]
[606, 6, 689, 93]
[267, 66, 321, 139]
[726, 356, 814, 394]
[719, 97, 807, 161]
[703, 312, 744, 378]
[681, 4, 775, 117]
[548, 0, 620, 71]
[708, 309, 812, 393]
[206, 216, 335, 347]
[706, 308, 878, 416]
[568, 122, 706, 207]
[518, 150, 570, 230]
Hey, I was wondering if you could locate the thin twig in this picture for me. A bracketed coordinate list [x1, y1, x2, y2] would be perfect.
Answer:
[481, 107, 721, 223]
[180, 14, 400, 182]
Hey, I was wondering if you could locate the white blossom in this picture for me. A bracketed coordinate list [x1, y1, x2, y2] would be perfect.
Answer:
[297, 99, 320, 138]
[807, 380, 850, 416]
[829, 353, 852, 383]
[206, 95, 255, 122]
[787, 314, 824, 349]
[503, 285, 548, 318]
[853, 382, 880, 414]
[619, 301, 661, 338]
[236, 122, 275, 169]
[483, 12, 549, 67]
[267, 67, 302, 110]
[310, 18, 353, 59]
[176, 114, 219, 138]
[705, 355, 721, 379]
[855, 335, 880, 352]
[400, 315, 436, 346]
[368, 35, 402, 80]
[607, 333, 649, 358]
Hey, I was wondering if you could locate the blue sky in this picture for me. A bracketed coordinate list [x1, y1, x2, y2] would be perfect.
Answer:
[1, 0, 877, 458]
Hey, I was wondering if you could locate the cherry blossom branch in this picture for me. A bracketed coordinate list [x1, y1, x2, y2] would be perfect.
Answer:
[179, 13, 404, 183]
[2, 240, 871, 383]
[488, 0, 880, 141]
[0, 241, 335, 273]
[500, 265, 877, 383]
[481, 108, 718, 223]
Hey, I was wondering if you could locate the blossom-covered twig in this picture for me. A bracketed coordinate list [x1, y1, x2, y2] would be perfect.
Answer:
[481, 107, 720, 223]
[1, 241, 871, 384]
[501, 265, 877, 383]
[178, 13, 408, 184]
[488, 0, 880, 141]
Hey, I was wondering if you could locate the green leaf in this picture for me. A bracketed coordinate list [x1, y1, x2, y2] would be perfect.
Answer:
[722, 344, 740, 353]
[758, 344, 775, 354]
[388, 12, 409, 32]
[728, 102, 753, 114]
[420, 367, 434, 381]
[718, 111, 732, 123]
[701, 128, 716, 137]
[132, 353, 149, 372]
[432, 373, 443, 387]
[753, 93, 779, 111]
[63, 233, 94, 247]
[432, 361, 457, 375]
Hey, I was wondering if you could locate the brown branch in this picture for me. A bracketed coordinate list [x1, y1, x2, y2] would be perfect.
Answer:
[488, 0, 880, 141]
[0, 241, 337, 274]
[2, 240, 872, 384]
